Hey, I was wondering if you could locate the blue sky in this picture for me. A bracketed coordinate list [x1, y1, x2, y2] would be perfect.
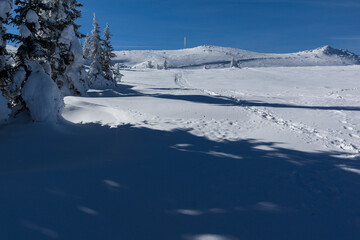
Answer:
[77, 0, 360, 53]
[6, 0, 357, 54]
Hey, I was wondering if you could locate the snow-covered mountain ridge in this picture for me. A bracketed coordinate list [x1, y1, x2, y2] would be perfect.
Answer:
[113, 45, 360, 69]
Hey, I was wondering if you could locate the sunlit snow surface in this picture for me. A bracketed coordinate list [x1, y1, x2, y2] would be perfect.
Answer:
[113, 45, 360, 69]
[64, 66, 360, 157]
[1, 65, 360, 240]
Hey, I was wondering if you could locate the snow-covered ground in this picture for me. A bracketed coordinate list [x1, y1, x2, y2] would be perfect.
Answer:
[1, 65, 360, 239]
[65, 66, 360, 157]
[114, 45, 360, 69]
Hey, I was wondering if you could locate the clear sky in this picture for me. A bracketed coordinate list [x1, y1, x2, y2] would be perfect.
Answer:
[77, 0, 360, 53]
[13, 0, 358, 54]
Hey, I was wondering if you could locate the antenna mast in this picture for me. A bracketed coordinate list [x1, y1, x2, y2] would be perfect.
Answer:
[184, 37, 187, 49]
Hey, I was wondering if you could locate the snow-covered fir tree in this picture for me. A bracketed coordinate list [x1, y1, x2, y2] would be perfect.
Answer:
[101, 23, 116, 83]
[230, 57, 239, 68]
[113, 63, 122, 83]
[43, 0, 87, 96]
[83, 33, 91, 60]
[86, 13, 102, 61]
[87, 13, 108, 87]
[163, 59, 168, 70]
[10, 0, 63, 121]
[0, 0, 12, 121]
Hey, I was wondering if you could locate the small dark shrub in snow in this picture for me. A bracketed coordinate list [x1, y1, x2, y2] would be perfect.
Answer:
[230, 57, 239, 68]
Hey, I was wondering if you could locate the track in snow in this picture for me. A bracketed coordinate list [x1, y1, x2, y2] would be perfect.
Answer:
[173, 70, 360, 157]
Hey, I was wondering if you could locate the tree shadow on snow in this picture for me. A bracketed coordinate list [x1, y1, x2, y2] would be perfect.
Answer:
[152, 94, 360, 112]
[0, 120, 359, 240]
[87, 84, 144, 97]
[89, 84, 360, 112]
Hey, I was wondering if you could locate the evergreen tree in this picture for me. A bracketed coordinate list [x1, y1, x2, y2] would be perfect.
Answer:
[9, 0, 63, 120]
[87, 13, 102, 61]
[0, 0, 12, 120]
[163, 59, 168, 70]
[0, 0, 12, 71]
[67, 0, 85, 39]
[43, 0, 87, 95]
[0, 0, 12, 89]
[113, 63, 122, 83]
[87, 13, 106, 87]
[101, 23, 116, 82]
[12, 0, 51, 63]
[9, 0, 52, 107]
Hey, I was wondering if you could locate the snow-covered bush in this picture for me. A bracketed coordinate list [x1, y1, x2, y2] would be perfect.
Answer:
[21, 61, 63, 121]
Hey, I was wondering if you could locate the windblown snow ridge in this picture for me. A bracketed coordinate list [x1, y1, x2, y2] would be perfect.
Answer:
[113, 45, 360, 69]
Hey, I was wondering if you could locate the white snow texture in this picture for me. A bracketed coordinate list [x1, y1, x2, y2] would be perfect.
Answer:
[115, 45, 360, 69]
[21, 61, 63, 121]
[59, 25, 88, 95]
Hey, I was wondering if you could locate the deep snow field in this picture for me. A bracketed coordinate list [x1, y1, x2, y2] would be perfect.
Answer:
[1, 65, 360, 240]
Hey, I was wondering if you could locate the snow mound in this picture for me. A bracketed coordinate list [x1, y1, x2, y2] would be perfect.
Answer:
[63, 96, 137, 128]
[114, 45, 360, 69]
[22, 61, 63, 121]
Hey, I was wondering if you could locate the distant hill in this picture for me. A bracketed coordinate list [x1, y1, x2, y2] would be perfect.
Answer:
[113, 45, 360, 69]
[7, 44, 359, 69]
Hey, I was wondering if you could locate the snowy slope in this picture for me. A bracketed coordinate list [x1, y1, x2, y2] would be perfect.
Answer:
[114, 45, 360, 69]
[1, 66, 360, 240]
[63, 66, 360, 157]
